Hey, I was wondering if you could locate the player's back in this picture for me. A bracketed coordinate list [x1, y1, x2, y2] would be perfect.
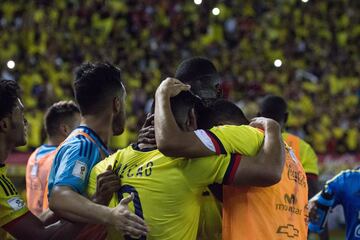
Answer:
[223, 145, 309, 239]
[88, 144, 231, 240]
[90, 145, 201, 240]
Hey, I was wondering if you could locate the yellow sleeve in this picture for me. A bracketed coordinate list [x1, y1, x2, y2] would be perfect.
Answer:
[0, 179, 28, 227]
[184, 154, 239, 189]
[299, 140, 319, 175]
[209, 125, 264, 156]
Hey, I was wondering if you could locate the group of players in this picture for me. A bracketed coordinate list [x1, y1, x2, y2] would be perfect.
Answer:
[0, 57, 359, 239]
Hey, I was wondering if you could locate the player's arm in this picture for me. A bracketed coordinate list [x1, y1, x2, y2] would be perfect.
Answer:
[2, 210, 83, 240]
[155, 78, 216, 158]
[224, 118, 285, 187]
[49, 148, 147, 236]
[50, 187, 147, 236]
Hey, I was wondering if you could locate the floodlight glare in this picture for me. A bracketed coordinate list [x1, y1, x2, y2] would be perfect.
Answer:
[274, 59, 282, 67]
[194, 0, 202, 5]
[7, 60, 15, 69]
[212, 7, 220, 16]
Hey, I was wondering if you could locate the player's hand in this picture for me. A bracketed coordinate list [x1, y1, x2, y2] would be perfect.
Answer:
[93, 165, 121, 205]
[155, 77, 191, 98]
[137, 113, 156, 145]
[110, 193, 148, 236]
[308, 200, 320, 222]
[250, 117, 281, 132]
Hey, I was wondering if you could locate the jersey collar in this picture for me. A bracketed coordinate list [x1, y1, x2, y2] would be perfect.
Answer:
[76, 126, 110, 156]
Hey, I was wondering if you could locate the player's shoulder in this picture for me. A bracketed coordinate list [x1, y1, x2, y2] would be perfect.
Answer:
[210, 124, 261, 133]
[0, 173, 19, 199]
[327, 169, 360, 186]
[58, 134, 99, 159]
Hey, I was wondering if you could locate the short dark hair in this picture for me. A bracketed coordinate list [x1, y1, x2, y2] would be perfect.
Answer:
[197, 99, 249, 129]
[175, 57, 221, 100]
[170, 91, 198, 130]
[260, 95, 287, 123]
[74, 62, 125, 115]
[44, 101, 80, 137]
[0, 80, 20, 120]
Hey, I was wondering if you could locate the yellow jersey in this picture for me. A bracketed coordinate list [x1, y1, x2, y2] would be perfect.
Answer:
[282, 132, 319, 175]
[197, 188, 222, 240]
[194, 125, 264, 156]
[0, 165, 28, 227]
[87, 145, 236, 240]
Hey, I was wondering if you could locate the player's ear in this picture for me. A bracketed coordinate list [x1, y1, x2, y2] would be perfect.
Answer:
[113, 96, 121, 114]
[0, 118, 10, 133]
[187, 108, 197, 130]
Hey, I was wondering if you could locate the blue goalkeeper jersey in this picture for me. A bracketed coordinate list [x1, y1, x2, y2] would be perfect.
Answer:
[325, 168, 360, 240]
[48, 126, 110, 195]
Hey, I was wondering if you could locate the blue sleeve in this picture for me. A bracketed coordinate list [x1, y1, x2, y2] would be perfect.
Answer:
[325, 171, 346, 207]
[53, 141, 99, 195]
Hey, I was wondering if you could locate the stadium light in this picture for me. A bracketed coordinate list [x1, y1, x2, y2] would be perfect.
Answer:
[7, 60, 15, 69]
[274, 59, 282, 68]
[301, 0, 309, 2]
[212, 7, 220, 16]
[194, 0, 202, 5]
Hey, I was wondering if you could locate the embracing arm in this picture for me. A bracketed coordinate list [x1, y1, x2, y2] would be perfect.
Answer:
[49, 186, 114, 224]
[49, 184, 147, 236]
[232, 118, 285, 187]
[3, 211, 83, 240]
[154, 78, 214, 158]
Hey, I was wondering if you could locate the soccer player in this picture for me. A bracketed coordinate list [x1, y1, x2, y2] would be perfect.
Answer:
[309, 168, 360, 240]
[259, 95, 320, 198]
[86, 87, 284, 239]
[26, 101, 80, 216]
[154, 78, 309, 239]
[47, 63, 147, 237]
[0, 79, 86, 239]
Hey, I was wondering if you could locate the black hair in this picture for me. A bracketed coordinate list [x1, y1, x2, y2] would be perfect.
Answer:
[169, 91, 200, 130]
[260, 95, 287, 123]
[197, 99, 249, 129]
[0, 80, 20, 120]
[175, 57, 222, 100]
[44, 100, 80, 137]
[74, 62, 125, 115]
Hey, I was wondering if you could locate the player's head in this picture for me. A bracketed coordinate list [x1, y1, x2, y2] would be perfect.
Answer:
[0, 80, 27, 147]
[197, 99, 249, 129]
[74, 62, 126, 135]
[169, 91, 199, 132]
[175, 57, 222, 104]
[259, 95, 288, 128]
[44, 101, 80, 142]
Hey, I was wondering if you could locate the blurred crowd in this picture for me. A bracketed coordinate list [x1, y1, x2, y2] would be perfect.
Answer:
[0, 0, 359, 154]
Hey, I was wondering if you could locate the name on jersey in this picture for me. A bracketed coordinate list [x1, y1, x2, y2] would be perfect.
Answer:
[114, 161, 154, 178]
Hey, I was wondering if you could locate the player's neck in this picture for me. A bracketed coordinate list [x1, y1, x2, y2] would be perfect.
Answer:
[0, 136, 14, 164]
[47, 136, 63, 146]
[80, 115, 111, 146]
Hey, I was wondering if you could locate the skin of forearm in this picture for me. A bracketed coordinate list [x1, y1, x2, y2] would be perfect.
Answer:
[49, 186, 112, 225]
[263, 125, 285, 178]
[155, 91, 183, 149]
